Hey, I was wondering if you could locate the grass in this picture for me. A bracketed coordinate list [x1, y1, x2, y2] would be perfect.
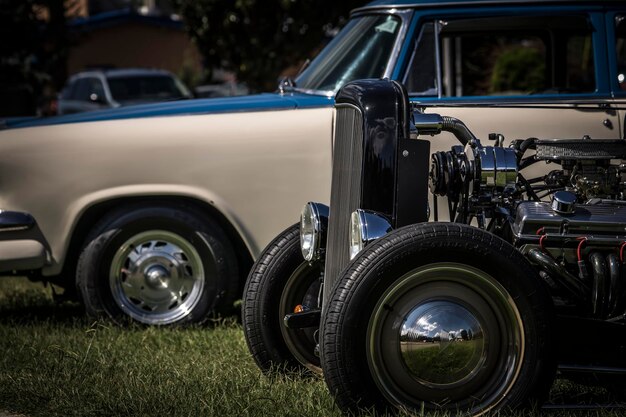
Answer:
[0, 276, 624, 417]
[0, 277, 339, 417]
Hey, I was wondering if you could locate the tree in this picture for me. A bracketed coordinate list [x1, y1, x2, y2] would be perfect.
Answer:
[0, 0, 74, 116]
[172, 0, 365, 92]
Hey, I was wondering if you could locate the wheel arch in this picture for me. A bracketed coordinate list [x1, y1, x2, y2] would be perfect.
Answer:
[55, 192, 254, 297]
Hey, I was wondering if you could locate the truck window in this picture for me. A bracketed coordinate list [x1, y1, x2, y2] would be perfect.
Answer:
[405, 15, 595, 97]
[616, 16, 626, 91]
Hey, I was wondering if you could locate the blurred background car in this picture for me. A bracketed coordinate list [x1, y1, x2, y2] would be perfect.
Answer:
[58, 68, 192, 114]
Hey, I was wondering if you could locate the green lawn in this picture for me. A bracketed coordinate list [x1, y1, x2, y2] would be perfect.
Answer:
[0, 277, 339, 417]
[0, 277, 623, 417]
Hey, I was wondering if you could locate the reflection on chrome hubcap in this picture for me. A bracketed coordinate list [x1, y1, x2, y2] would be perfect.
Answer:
[145, 265, 171, 289]
[400, 301, 485, 386]
[367, 262, 523, 413]
[109, 230, 205, 324]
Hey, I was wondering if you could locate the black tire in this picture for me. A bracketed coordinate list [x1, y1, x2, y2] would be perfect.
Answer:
[76, 203, 239, 325]
[243, 224, 321, 374]
[322, 223, 556, 415]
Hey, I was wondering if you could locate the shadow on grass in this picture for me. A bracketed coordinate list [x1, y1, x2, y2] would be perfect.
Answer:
[0, 277, 86, 326]
[0, 276, 241, 329]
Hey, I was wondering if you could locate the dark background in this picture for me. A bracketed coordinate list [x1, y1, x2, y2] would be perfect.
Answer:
[0, 0, 365, 117]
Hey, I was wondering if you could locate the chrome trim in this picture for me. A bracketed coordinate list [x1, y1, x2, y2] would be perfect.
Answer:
[381, 9, 413, 79]
[478, 147, 496, 188]
[412, 112, 443, 136]
[0, 210, 36, 232]
[551, 191, 577, 214]
[324, 103, 365, 305]
[434, 20, 443, 98]
[349, 209, 393, 260]
[278, 87, 335, 97]
[300, 202, 330, 262]
[413, 100, 619, 108]
[471, 146, 517, 190]
[351, 0, 596, 14]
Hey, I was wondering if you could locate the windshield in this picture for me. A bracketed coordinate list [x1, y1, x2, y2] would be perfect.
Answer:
[108, 75, 191, 103]
[295, 14, 402, 93]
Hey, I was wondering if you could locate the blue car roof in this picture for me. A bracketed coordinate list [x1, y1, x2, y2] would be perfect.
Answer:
[359, 0, 619, 11]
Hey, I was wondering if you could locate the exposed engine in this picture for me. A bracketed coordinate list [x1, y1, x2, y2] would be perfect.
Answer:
[428, 128, 626, 320]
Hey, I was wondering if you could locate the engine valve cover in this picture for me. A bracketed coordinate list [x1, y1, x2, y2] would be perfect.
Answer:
[512, 201, 626, 238]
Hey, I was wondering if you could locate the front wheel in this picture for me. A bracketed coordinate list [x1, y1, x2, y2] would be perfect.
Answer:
[321, 223, 555, 415]
[243, 224, 321, 374]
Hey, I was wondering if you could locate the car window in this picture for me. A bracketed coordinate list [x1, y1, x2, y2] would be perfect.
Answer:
[60, 81, 76, 100]
[403, 23, 437, 95]
[616, 15, 626, 91]
[73, 79, 90, 101]
[295, 14, 402, 93]
[107, 75, 187, 103]
[405, 15, 595, 97]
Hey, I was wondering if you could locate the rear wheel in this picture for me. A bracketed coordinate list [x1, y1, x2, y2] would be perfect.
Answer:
[76, 204, 239, 325]
[322, 223, 555, 415]
[243, 224, 321, 374]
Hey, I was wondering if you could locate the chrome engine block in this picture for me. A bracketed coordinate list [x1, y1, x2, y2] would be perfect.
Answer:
[429, 131, 626, 319]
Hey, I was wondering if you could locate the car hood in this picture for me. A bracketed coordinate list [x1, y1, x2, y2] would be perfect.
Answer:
[3, 92, 334, 129]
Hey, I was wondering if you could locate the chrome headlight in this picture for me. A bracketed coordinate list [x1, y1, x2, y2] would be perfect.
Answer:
[300, 202, 329, 262]
[349, 209, 392, 260]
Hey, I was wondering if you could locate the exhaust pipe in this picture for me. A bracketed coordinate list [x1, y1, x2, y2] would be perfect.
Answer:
[527, 249, 588, 302]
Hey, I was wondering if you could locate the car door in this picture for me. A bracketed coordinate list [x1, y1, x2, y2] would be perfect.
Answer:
[398, 6, 623, 220]
[400, 8, 621, 156]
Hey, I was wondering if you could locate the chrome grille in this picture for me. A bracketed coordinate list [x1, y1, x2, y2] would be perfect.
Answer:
[323, 104, 364, 304]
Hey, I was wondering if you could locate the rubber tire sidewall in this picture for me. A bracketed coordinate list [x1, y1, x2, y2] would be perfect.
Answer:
[321, 223, 556, 414]
[77, 204, 238, 325]
[243, 223, 321, 374]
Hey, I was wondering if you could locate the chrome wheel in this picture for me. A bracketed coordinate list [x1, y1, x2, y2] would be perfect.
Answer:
[279, 262, 321, 372]
[367, 262, 523, 414]
[109, 230, 205, 325]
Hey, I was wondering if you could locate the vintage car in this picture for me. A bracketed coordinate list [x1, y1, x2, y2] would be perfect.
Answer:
[2, 0, 625, 326]
[243, 77, 626, 413]
[243, 2, 626, 415]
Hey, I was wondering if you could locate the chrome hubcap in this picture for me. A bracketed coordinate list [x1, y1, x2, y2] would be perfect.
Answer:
[145, 265, 171, 289]
[400, 301, 485, 386]
[367, 262, 523, 413]
[109, 230, 205, 324]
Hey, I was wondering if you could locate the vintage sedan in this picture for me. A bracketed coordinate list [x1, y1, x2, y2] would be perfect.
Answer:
[1, 0, 625, 325]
